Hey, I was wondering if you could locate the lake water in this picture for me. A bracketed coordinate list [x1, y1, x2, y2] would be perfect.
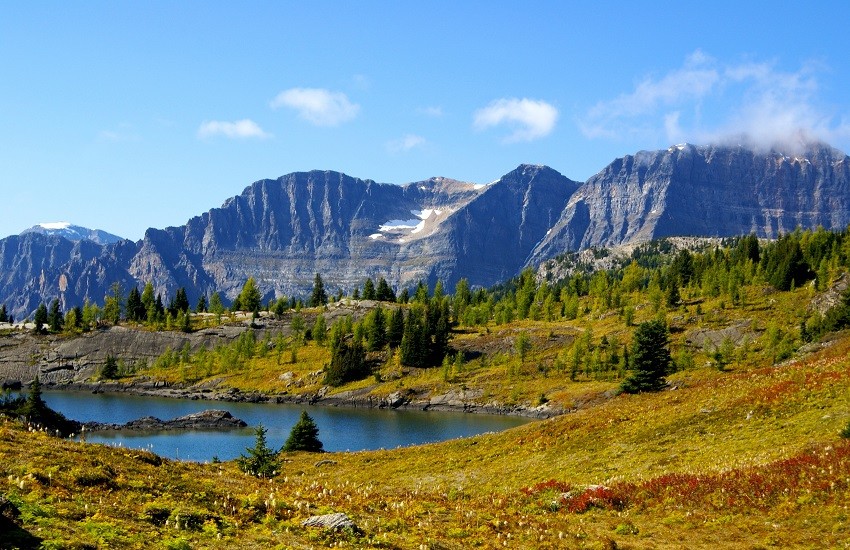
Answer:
[42, 390, 532, 462]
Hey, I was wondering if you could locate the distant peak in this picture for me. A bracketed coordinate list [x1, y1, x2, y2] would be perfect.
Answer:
[20, 222, 124, 245]
[37, 221, 72, 230]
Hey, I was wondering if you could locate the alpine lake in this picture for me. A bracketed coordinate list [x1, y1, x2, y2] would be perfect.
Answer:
[41, 390, 533, 462]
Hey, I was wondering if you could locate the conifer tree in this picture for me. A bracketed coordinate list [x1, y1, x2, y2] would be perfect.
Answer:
[196, 294, 208, 313]
[209, 292, 224, 315]
[387, 307, 405, 348]
[140, 282, 155, 316]
[33, 303, 48, 333]
[400, 307, 428, 368]
[22, 375, 47, 419]
[238, 277, 262, 313]
[103, 282, 123, 325]
[312, 314, 328, 345]
[310, 273, 328, 307]
[126, 286, 145, 322]
[47, 299, 63, 332]
[237, 424, 280, 478]
[281, 411, 324, 453]
[174, 287, 190, 313]
[0, 304, 8, 323]
[362, 278, 376, 300]
[101, 355, 119, 379]
[620, 320, 671, 393]
[366, 306, 387, 351]
[376, 277, 396, 302]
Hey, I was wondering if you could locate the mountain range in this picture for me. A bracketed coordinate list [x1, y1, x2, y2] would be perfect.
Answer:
[1, 141, 848, 319]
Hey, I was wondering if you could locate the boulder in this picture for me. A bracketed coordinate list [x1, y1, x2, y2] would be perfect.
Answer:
[302, 512, 360, 532]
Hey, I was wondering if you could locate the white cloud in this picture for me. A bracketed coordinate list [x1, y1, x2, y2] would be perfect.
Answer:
[473, 98, 558, 142]
[197, 119, 271, 139]
[581, 50, 719, 139]
[387, 134, 427, 153]
[270, 88, 360, 126]
[417, 106, 444, 118]
[580, 51, 848, 150]
[98, 130, 140, 142]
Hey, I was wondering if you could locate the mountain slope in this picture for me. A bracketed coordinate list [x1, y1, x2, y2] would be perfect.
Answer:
[529, 142, 850, 263]
[0, 167, 580, 319]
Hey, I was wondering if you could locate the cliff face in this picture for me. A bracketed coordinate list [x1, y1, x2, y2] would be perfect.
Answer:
[0, 167, 579, 318]
[528, 143, 850, 264]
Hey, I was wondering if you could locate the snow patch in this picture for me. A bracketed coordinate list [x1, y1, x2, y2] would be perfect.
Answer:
[474, 179, 499, 190]
[368, 233, 382, 240]
[38, 221, 72, 230]
[378, 219, 420, 231]
[411, 208, 442, 219]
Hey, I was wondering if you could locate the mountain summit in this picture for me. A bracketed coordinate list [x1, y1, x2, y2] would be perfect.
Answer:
[20, 222, 124, 245]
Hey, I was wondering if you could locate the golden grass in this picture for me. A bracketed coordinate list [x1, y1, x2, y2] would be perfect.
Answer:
[4, 327, 850, 548]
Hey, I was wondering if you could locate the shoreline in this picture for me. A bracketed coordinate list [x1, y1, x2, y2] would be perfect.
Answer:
[43, 380, 563, 419]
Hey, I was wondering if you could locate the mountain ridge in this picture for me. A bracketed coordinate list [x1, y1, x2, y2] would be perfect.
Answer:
[2, 142, 849, 319]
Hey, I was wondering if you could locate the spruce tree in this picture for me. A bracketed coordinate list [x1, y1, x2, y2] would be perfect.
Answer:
[366, 306, 387, 351]
[33, 303, 48, 334]
[0, 304, 8, 323]
[47, 299, 63, 332]
[387, 307, 404, 348]
[362, 278, 376, 300]
[281, 411, 324, 453]
[196, 294, 208, 313]
[126, 287, 144, 322]
[620, 320, 671, 393]
[101, 355, 119, 379]
[310, 273, 328, 307]
[174, 287, 190, 313]
[376, 277, 396, 302]
[237, 424, 280, 478]
[22, 375, 47, 419]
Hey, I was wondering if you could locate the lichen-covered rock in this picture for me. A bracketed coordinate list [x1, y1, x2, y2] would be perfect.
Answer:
[302, 512, 360, 532]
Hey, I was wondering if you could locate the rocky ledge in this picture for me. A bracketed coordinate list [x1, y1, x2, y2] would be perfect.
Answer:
[83, 409, 247, 432]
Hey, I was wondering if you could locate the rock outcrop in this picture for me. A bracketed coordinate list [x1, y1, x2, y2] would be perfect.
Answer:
[83, 409, 247, 431]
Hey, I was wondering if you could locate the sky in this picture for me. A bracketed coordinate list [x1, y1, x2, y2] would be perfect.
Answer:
[2, 1, 850, 241]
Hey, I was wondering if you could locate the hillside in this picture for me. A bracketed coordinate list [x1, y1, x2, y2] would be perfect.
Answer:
[2, 332, 849, 548]
[3, 231, 850, 547]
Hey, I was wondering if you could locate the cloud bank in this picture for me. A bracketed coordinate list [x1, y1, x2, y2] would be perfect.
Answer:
[197, 119, 271, 139]
[270, 88, 360, 126]
[474, 98, 558, 143]
[580, 50, 850, 151]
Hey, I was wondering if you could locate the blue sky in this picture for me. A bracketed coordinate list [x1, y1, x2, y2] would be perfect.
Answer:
[2, 1, 849, 241]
